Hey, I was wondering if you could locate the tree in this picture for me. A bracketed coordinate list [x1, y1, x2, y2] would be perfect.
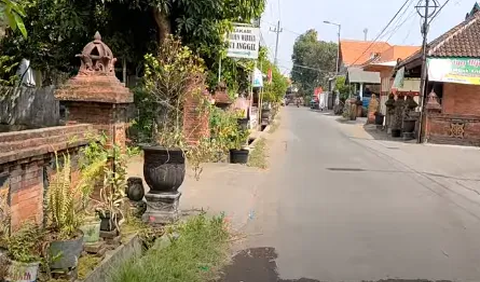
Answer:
[335, 76, 353, 100]
[291, 29, 336, 98]
[0, 0, 26, 38]
[0, 0, 266, 88]
[258, 47, 288, 103]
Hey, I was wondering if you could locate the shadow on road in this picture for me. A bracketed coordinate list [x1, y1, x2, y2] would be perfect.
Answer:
[219, 247, 452, 282]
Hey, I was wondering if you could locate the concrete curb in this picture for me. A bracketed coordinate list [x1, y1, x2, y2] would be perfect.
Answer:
[82, 235, 142, 282]
[249, 110, 281, 149]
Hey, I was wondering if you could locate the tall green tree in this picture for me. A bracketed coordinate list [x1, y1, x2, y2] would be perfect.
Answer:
[1, 0, 265, 87]
[258, 47, 288, 103]
[0, 0, 26, 38]
[291, 29, 337, 98]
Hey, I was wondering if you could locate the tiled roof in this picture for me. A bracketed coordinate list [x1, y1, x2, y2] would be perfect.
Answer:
[399, 12, 480, 68]
[340, 40, 391, 66]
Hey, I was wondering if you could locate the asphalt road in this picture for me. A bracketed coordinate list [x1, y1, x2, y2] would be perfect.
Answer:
[220, 107, 480, 282]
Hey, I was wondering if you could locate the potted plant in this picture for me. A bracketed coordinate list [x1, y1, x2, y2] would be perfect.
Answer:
[374, 111, 384, 125]
[4, 223, 44, 282]
[46, 154, 84, 270]
[228, 127, 250, 164]
[139, 35, 213, 190]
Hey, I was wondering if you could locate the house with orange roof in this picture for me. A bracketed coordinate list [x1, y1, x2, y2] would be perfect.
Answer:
[362, 45, 420, 115]
[338, 40, 392, 107]
[339, 39, 392, 68]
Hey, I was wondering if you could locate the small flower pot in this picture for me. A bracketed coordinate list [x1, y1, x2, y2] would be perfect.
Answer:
[374, 113, 384, 125]
[391, 129, 401, 138]
[6, 260, 40, 282]
[80, 217, 101, 244]
[126, 177, 145, 202]
[99, 210, 116, 232]
[229, 149, 249, 164]
[49, 233, 84, 270]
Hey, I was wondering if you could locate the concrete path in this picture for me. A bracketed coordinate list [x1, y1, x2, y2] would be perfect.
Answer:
[220, 107, 480, 282]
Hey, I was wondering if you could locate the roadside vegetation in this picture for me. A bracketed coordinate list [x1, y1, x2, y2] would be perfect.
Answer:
[248, 138, 268, 169]
[109, 213, 230, 282]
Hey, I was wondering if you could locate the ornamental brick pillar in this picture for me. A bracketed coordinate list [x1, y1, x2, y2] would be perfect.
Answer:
[424, 90, 442, 142]
[55, 32, 133, 148]
[182, 77, 211, 146]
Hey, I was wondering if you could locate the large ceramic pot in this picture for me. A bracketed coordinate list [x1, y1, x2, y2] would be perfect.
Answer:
[403, 119, 416, 133]
[126, 177, 145, 201]
[49, 233, 83, 270]
[6, 260, 40, 282]
[143, 146, 186, 193]
[229, 149, 249, 164]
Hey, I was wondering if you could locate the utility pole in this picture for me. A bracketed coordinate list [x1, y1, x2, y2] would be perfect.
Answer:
[415, 0, 438, 143]
[363, 28, 368, 41]
[270, 21, 283, 67]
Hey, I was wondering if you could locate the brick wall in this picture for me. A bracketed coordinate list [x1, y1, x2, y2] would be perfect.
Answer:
[0, 125, 92, 229]
[443, 83, 480, 116]
[426, 113, 480, 146]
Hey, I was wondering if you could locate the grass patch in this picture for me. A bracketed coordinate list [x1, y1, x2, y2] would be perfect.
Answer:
[247, 138, 268, 169]
[108, 213, 230, 282]
[77, 254, 102, 280]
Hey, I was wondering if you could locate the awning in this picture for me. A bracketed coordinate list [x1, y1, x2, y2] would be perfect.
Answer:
[347, 68, 381, 84]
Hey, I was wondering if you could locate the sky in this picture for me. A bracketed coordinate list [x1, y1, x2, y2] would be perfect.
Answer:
[260, 0, 475, 75]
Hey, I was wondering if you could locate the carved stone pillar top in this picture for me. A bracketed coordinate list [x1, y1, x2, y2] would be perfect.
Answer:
[55, 32, 133, 104]
[425, 90, 442, 112]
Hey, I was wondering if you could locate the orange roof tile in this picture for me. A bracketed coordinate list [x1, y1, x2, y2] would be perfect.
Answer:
[376, 45, 420, 63]
[340, 39, 391, 66]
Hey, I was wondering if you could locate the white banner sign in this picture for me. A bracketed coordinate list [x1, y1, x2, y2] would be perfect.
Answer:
[227, 26, 260, 59]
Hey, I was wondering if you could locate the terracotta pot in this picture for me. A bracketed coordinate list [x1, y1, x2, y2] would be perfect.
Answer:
[142, 146, 185, 193]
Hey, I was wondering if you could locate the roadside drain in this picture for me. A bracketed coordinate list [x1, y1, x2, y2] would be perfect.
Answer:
[326, 168, 366, 172]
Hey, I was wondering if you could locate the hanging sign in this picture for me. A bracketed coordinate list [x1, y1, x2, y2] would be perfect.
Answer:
[391, 66, 405, 94]
[428, 58, 480, 85]
[227, 25, 260, 59]
[252, 68, 264, 88]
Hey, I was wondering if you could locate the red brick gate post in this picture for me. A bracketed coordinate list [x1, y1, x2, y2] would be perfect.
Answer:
[55, 32, 134, 148]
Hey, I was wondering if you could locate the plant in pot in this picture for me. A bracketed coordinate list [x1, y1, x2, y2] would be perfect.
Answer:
[228, 127, 250, 164]
[137, 35, 214, 223]
[45, 153, 85, 271]
[374, 111, 384, 125]
[97, 150, 127, 233]
[3, 223, 44, 282]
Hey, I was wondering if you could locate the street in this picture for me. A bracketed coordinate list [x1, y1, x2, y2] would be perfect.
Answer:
[221, 107, 480, 282]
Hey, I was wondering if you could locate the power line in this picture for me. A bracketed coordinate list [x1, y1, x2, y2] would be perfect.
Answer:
[350, 0, 412, 66]
[382, 0, 416, 42]
[385, 9, 417, 42]
[429, 0, 453, 24]
[261, 20, 304, 36]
